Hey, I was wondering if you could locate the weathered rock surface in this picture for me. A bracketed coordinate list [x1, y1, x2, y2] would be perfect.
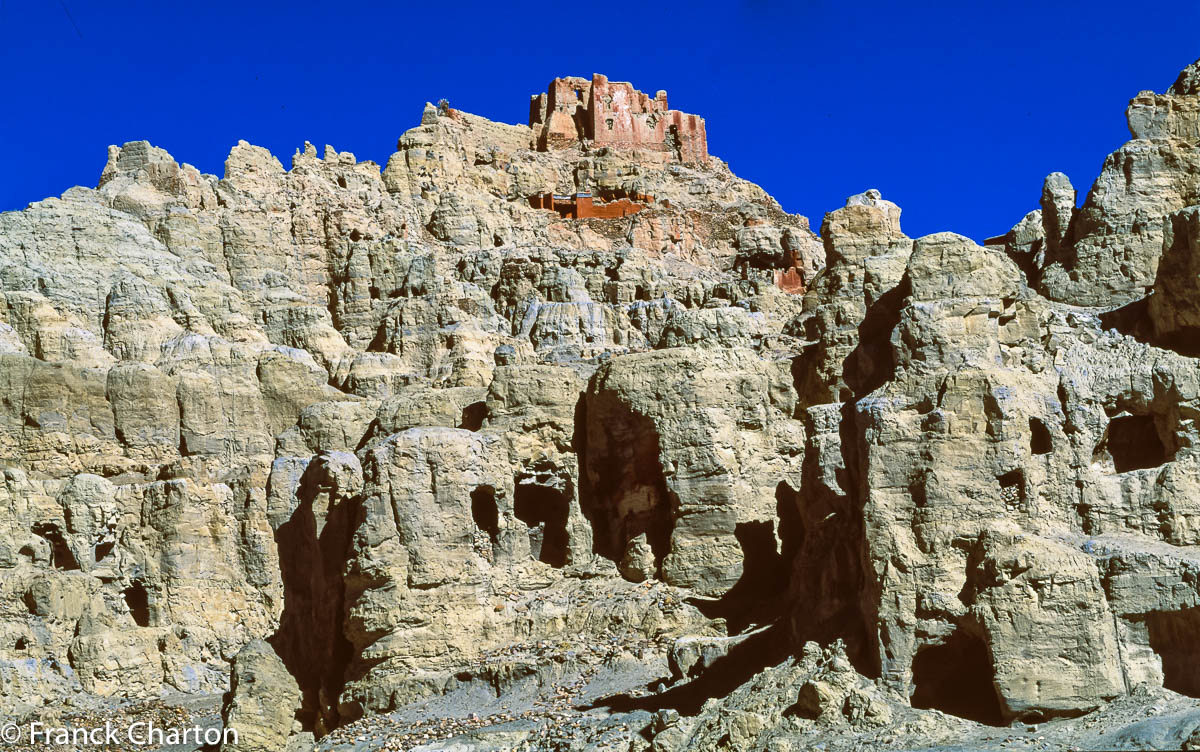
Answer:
[1031, 58, 1200, 305]
[221, 640, 302, 752]
[4, 65, 1200, 752]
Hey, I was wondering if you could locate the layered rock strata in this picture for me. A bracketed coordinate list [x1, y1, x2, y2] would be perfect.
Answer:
[2, 64, 1200, 752]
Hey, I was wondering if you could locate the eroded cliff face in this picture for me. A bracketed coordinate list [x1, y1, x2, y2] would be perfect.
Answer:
[2, 65, 1200, 751]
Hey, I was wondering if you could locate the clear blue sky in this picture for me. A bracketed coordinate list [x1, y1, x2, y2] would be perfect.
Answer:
[2, 1, 1198, 240]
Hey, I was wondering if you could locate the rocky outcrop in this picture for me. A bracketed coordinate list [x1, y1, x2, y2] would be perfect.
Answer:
[1150, 204, 1200, 350]
[1034, 58, 1200, 305]
[221, 640, 303, 752]
[4, 63, 1200, 752]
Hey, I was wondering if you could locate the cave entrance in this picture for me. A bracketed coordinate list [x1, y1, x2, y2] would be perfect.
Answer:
[123, 580, 151, 627]
[1147, 607, 1200, 697]
[470, 486, 499, 545]
[31, 523, 79, 571]
[94, 541, 115, 563]
[911, 629, 1004, 726]
[460, 402, 487, 432]
[1029, 418, 1052, 455]
[1097, 414, 1169, 472]
[514, 484, 568, 568]
[578, 391, 675, 577]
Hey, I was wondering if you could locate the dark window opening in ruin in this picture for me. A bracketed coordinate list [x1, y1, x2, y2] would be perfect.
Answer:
[911, 629, 1004, 726]
[470, 486, 499, 545]
[17, 545, 35, 563]
[1146, 607, 1200, 697]
[574, 89, 582, 100]
[606, 118, 614, 130]
[1030, 418, 1052, 455]
[349, 229, 362, 242]
[123, 580, 151, 628]
[31, 523, 79, 571]
[514, 484, 569, 568]
[337, 176, 347, 188]
[14, 637, 28, 650]
[1098, 414, 1169, 473]
[459, 401, 487, 432]
[94, 541, 115, 563]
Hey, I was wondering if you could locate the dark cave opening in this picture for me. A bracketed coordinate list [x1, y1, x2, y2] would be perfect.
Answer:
[787, 403, 881, 679]
[910, 629, 1004, 726]
[514, 484, 569, 568]
[459, 401, 487, 431]
[270, 457, 360, 735]
[14, 637, 28, 650]
[1029, 417, 1052, 455]
[470, 485, 499, 545]
[577, 391, 675, 574]
[1146, 607, 1200, 697]
[123, 580, 151, 627]
[1098, 414, 1169, 473]
[997, 469, 1025, 509]
[94, 541, 115, 563]
[689, 517, 792, 635]
[31, 523, 79, 571]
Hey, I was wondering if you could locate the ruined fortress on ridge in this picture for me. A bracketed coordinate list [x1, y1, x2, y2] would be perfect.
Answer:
[520, 74, 807, 293]
[526, 74, 708, 218]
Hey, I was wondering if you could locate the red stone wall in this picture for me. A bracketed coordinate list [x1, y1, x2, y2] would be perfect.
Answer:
[528, 192, 649, 220]
[530, 76, 592, 150]
[529, 74, 708, 164]
[666, 111, 708, 164]
[774, 267, 805, 294]
[772, 248, 807, 294]
[588, 74, 669, 149]
[578, 197, 645, 218]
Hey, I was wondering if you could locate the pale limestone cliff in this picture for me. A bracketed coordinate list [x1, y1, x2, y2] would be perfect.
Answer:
[1, 65, 1200, 752]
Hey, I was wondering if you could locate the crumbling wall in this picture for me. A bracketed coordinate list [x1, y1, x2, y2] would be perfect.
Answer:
[530, 74, 708, 164]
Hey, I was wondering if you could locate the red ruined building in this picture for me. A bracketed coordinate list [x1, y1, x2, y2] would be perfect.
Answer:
[529, 74, 708, 165]
[738, 242, 808, 295]
[529, 191, 654, 219]
[774, 267, 806, 294]
[773, 247, 807, 294]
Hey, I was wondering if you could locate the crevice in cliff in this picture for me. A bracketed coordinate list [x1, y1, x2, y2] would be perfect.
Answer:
[1029, 417, 1053, 455]
[910, 628, 1004, 726]
[471, 485, 499, 545]
[269, 460, 360, 736]
[787, 403, 881, 679]
[1146, 607, 1200, 697]
[578, 391, 674, 576]
[842, 278, 907, 397]
[31, 522, 79, 571]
